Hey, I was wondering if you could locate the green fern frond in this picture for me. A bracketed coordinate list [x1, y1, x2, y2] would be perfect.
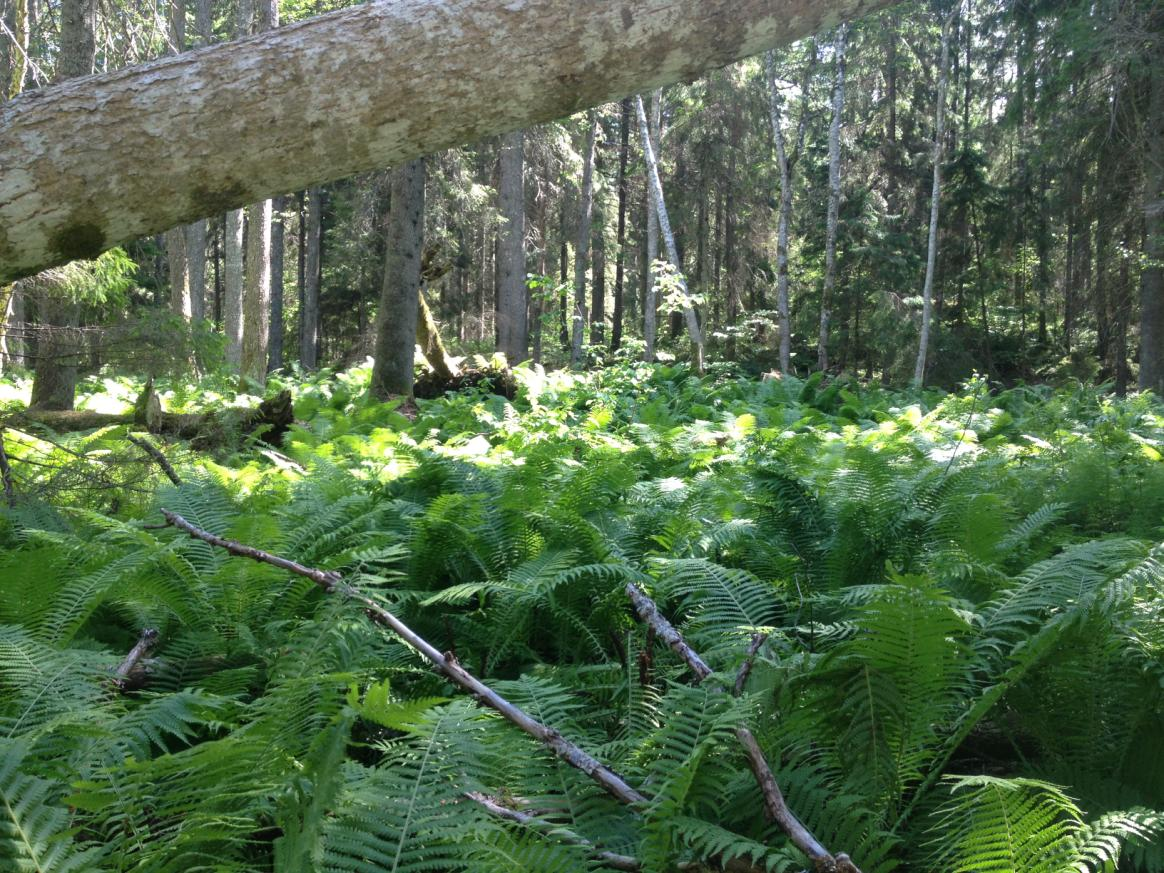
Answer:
[0, 738, 107, 873]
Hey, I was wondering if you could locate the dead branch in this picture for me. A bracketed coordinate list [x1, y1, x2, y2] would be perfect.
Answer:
[733, 633, 770, 697]
[625, 582, 713, 681]
[127, 435, 182, 486]
[622, 585, 863, 873]
[466, 791, 641, 871]
[114, 627, 159, 692]
[160, 510, 647, 807]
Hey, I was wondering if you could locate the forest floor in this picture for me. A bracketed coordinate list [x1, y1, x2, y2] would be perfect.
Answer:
[0, 361, 1162, 872]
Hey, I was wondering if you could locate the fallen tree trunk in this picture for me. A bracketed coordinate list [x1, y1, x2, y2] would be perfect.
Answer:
[11, 389, 294, 449]
[0, 0, 894, 283]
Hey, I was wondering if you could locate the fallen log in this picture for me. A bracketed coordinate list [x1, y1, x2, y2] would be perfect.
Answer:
[10, 389, 294, 449]
[0, 0, 895, 284]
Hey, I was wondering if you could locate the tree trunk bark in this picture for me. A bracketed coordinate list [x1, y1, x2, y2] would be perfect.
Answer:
[186, 220, 207, 321]
[570, 111, 597, 369]
[224, 209, 244, 367]
[268, 195, 285, 372]
[300, 186, 322, 368]
[611, 98, 630, 351]
[913, 9, 955, 387]
[591, 136, 607, 347]
[644, 89, 661, 362]
[1139, 57, 1164, 395]
[240, 197, 271, 385]
[166, 226, 191, 317]
[497, 129, 527, 363]
[635, 95, 703, 372]
[818, 23, 846, 373]
[370, 158, 425, 399]
[26, 0, 91, 410]
[766, 47, 813, 374]
[0, 0, 893, 284]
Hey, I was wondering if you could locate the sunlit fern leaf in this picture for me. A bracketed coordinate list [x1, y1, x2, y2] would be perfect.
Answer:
[670, 815, 800, 873]
[460, 826, 600, 873]
[1071, 808, 1162, 873]
[984, 538, 1151, 645]
[0, 625, 113, 738]
[652, 558, 781, 643]
[926, 775, 1153, 873]
[0, 738, 108, 873]
[636, 684, 745, 868]
[320, 703, 485, 873]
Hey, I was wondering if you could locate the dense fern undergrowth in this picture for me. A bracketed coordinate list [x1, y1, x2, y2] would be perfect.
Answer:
[1, 361, 1163, 872]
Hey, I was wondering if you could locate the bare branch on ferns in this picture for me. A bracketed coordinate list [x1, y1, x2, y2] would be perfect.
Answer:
[622, 584, 863, 873]
[127, 434, 181, 486]
[113, 627, 159, 692]
[465, 791, 641, 871]
[733, 632, 770, 697]
[625, 582, 713, 681]
[159, 510, 648, 807]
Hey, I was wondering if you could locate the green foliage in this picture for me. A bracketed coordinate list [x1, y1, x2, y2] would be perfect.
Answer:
[1, 363, 1162, 870]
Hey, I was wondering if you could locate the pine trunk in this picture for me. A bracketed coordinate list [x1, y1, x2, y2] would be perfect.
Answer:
[1139, 58, 1164, 395]
[300, 187, 322, 368]
[370, 158, 425, 399]
[570, 112, 597, 369]
[497, 129, 527, 363]
[611, 98, 631, 351]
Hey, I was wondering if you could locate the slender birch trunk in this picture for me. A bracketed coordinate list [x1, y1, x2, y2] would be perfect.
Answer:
[644, 90, 661, 362]
[224, 210, 244, 367]
[611, 97, 631, 351]
[300, 187, 322, 368]
[765, 47, 814, 374]
[570, 111, 597, 369]
[913, 9, 956, 387]
[819, 24, 846, 372]
[635, 95, 704, 373]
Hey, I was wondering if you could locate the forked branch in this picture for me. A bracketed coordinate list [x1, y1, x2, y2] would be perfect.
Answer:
[624, 585, 862, 873]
